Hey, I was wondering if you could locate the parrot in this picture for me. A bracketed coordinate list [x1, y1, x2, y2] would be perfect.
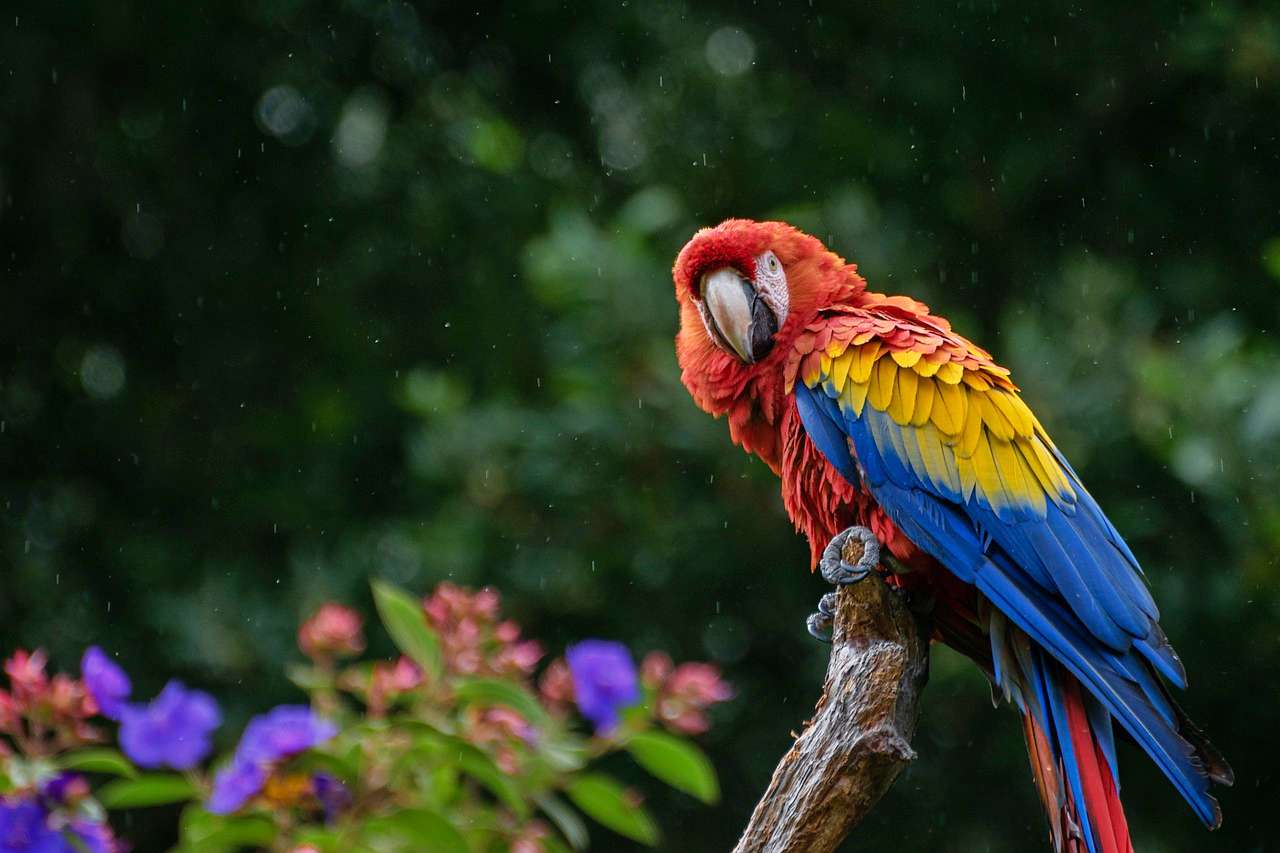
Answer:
[671, 219, 1232, 853]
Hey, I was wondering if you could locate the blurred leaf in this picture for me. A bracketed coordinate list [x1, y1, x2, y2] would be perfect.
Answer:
[291, 826, 342, 852]
[565, 774, 659, 846]
[537, 733, 590, 773]
[176, 808, 276, 851]
[290, 749, 360, 784]
[57, 749, 138, 779]
[617, 186, 683, 234]
[541, 838, 575, 853]
[372, 579, 443, 681]
[361, 808, 469, 853]
[454, 742, 530, 819]
[1263, 237, 1280, 281]
[285, 663, 333, 692]
[453, 677, 548, 726]
[625, 731, 719, 803]
[429, 763, 460, 808]
[535, 792, 590, 851]
[407, 729, 528, 817]
[98, 774, 198, 809]
[468, 116, 524, 173]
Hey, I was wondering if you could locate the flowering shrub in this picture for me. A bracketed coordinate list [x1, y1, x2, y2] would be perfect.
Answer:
[0, 581, 732, 851]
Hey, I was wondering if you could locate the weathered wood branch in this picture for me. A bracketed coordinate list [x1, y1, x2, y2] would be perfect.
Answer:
[733, 537, 931, 853]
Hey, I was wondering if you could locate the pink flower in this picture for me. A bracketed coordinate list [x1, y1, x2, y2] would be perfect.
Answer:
[423, 582, 473, 627]
[298, 604, 365, 661]
[495, 640, 543, 676]
[422, 583, 542, 680]
[367, 657, 423, 716]
[4, 650, 48, 702]
[656, 663, 734, 735]
[0, 690, 20, 733]
[472, 588, 501, 620]
[538, 658, 574, 712]
[510, 820, 551, 853]
[46, 674, 94, 721]
[464, 707, 534, 774]
[640, 651, 673, 689]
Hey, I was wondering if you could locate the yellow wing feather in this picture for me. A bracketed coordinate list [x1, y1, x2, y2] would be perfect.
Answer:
[867, 356, 897, 410]
[890, 349, 922, 368]
[850, 342, 881, 383]
[932, 381, 967, 436]
[889, 367, 918, 425]
[910, 378, 934, 427]
[811, 337, 1073, 519]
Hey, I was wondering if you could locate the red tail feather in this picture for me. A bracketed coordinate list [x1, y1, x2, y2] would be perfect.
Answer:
[1061, 679, 1132, 853]
[1023, 679, 1134, 853]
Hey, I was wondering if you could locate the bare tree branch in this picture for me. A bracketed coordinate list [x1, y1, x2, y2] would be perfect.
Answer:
[733, 536, 931, 853]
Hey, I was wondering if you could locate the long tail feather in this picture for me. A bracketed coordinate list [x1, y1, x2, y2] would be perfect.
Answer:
[1022, 654, 1134, 853]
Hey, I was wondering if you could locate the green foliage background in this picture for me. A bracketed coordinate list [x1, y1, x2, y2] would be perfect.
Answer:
[2, 2, 1277, 850]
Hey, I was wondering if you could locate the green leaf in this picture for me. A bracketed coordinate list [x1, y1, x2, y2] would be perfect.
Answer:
[625, 731, 720, 803]
[405, 729, 529, 818]
[285, 662, 333, 692]
[290, 827, 342, 852]
[564, 774, 659, 846]
[453, 677, 547, 726]
[289, 749, 359, 784]
[372, 579, 443, 681]
[57, 749, 138, 779]
[361, 808, 469, 853]
[535, 792, 590, 851]
[454, 743, 529, 819]
[176, 808, 276, 851]
[537, 732, 589, 773]
[98, 774, 198, 809]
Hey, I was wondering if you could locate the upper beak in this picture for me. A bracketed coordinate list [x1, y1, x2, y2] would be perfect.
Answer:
[700, 267, 778, 363]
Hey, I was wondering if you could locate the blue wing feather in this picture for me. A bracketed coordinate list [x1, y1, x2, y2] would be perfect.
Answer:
[792, 382, 1217, 825]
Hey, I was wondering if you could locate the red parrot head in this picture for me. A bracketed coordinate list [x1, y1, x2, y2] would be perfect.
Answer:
[671, 219, 867, 468]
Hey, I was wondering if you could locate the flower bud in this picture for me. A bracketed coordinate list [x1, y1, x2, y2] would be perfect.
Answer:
[298, 604, 365, 661]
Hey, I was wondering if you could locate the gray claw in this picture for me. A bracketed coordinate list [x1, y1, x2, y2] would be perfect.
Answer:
[819, 525, 881, 586]
[805, 592, 843, 643]
[806, 609, 833, 643]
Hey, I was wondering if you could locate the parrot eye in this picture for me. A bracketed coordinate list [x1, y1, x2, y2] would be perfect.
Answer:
[766, 254, 780, 273]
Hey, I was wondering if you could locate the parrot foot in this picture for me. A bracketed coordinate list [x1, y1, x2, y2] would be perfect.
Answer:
[807, 526, 883, 642]
[805, 592, 839, 643]
[819, 525, 881, 586]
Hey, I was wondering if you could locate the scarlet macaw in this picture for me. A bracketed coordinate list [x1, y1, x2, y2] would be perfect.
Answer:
[671, 219, 1231, 853]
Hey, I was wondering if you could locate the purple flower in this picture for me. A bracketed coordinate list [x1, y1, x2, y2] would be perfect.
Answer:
[0, 799, 67, 853]
[236, 705, 337, 764]
[207, 759, 266, 815]
[118, 681, 220, 770]
[38, 773, 88, 807]
[566, 640, 639, 733]
[311, 773, 351, 823]
[80, 647, 131, 721]
[206, 705, 337, 815]
[68, 819, 118, 853]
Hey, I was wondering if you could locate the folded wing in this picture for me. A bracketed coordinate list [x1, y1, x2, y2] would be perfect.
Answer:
[789, 303, 1226, 827]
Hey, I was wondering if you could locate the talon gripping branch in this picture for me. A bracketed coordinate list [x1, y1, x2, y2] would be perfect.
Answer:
[671, 219, 1233, 853]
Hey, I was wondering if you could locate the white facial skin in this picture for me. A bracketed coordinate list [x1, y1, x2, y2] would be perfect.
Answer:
[696, 250, 789, 363]
[754, 250, 789, 330]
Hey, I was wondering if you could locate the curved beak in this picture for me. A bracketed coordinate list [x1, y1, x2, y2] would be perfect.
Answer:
[700, 267, 778, 363]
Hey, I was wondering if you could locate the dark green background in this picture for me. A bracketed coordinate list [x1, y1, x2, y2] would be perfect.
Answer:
[2, 2, 1277, 850]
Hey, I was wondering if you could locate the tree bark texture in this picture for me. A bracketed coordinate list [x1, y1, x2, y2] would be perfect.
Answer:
[732, 537, 931, 853]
